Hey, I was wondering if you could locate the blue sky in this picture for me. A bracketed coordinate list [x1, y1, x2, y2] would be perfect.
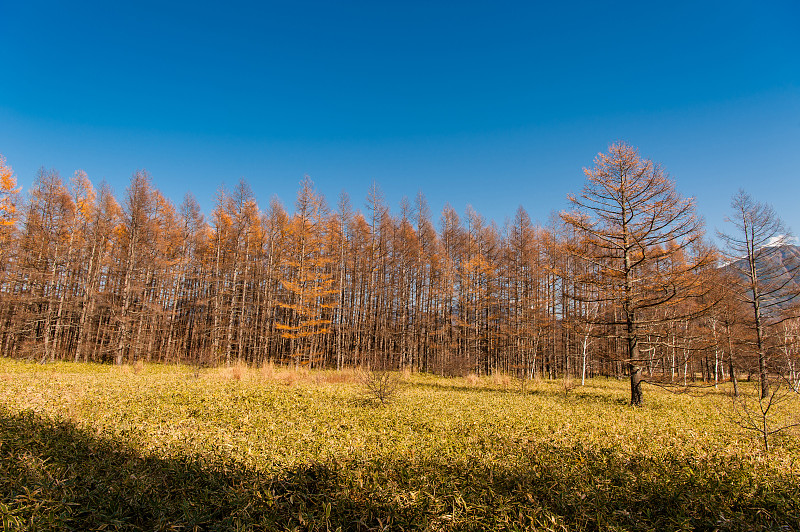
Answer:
[1, 1, 798, 239]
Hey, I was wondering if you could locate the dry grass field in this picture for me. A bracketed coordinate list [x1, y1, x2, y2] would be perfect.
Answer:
[1, 358, 798, 530]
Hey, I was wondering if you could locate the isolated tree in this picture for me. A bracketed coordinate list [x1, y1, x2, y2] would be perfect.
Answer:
[718, 190, 800, 399]
[561, 142, 710, 406]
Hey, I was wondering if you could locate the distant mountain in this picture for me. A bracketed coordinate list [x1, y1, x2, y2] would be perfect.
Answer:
[722, 244, 800, 311]
[768, 245, 800, 291]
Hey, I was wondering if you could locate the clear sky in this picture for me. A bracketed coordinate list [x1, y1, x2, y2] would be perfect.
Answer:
[1, 0, 798, 240]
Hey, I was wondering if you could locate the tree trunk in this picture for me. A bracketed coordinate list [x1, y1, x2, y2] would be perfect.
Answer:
[630, 364, 644, 406]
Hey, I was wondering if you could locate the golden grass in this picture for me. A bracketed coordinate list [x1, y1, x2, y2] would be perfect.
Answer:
[0, 358, 798, 530]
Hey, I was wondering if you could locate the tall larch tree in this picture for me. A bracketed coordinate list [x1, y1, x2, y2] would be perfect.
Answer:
[164, 193, 205, 363]
[331, 191, 352, 370]
[19, 168, 75, 361]
[70, 182, 120, 362]
[561, 142, 710, 406]
[115, 170, 158, 364]
[276, 177, 338, 368]
[258, 197, 288, 363]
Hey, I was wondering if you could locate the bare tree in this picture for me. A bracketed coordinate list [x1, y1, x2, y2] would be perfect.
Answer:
[729, 379, 800, 452]
[360, 368, 400, 406]
[718, 190, 800, 399]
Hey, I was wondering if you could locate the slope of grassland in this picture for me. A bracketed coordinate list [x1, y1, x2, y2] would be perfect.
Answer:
[0, 358, 798, 531]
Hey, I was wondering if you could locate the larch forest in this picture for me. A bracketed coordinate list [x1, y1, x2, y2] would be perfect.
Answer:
[0, 144, 798, 405]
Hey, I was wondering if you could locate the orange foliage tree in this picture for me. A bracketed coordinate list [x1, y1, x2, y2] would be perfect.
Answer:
[276, 177, 338, 368]
[0, 155, 20, 228]
[0, 155, 21, 292]
[561, 142, 712, 405]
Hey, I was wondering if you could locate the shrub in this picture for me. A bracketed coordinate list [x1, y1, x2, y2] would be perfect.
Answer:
[360, 369, 399, 405]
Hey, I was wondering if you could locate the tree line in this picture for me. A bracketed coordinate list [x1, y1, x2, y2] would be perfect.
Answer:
[0, 145, 797, 404]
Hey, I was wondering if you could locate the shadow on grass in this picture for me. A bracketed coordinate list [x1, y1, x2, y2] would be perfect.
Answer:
[1, 408, 798, 531]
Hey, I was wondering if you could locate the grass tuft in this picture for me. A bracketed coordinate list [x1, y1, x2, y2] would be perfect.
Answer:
[465, 373, 481, 387]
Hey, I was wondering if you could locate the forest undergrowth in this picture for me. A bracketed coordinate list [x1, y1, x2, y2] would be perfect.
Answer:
[0, 358, 798, 531]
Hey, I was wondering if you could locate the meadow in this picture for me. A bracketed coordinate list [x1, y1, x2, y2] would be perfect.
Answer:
[0, 358, 798, 531]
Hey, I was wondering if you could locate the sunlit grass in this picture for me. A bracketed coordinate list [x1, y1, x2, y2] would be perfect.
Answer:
[1, 358, 798, 530]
